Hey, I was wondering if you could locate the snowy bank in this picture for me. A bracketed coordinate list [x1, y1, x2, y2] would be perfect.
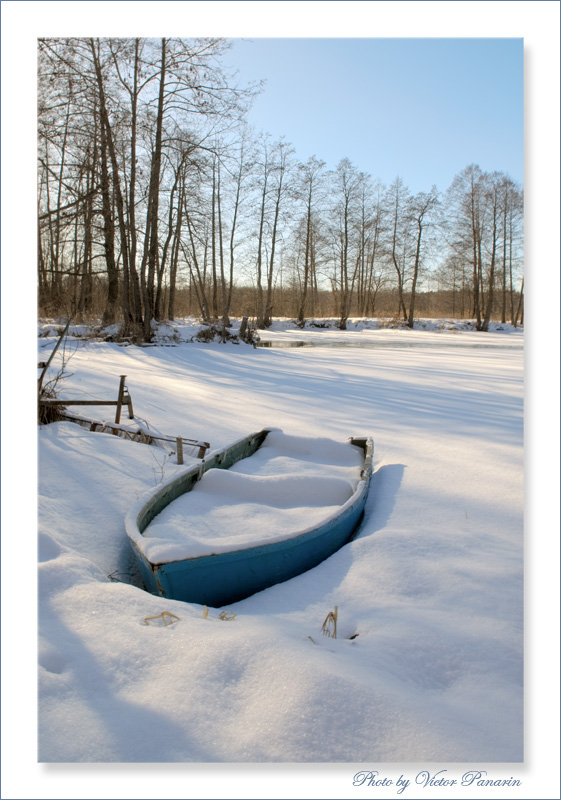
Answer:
[34, 320, 524, 770]
[37, 314, 523, 345]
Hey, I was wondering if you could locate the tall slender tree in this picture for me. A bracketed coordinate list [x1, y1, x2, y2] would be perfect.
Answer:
[331, 158, 362, 329]
[385, 176, 411, 322]
[295, 156, 325, 326]
[407, 188, 439, 328]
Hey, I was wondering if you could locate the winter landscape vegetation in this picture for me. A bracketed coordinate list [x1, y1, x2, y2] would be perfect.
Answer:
[37, 38, 524, 337]
[2, 6, 559, 797]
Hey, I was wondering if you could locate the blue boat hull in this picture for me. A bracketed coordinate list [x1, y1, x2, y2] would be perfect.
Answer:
[127, 431, 373, 607]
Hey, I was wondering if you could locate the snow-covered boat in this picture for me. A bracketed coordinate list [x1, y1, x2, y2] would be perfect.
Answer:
[126, 429, 373, 607]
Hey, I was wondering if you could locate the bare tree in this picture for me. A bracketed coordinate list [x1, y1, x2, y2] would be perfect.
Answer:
[263, 139, 294, 327]
[384, 176, 411, 322]
[407, 188, 439, 328]
[444, 165, 486, 329]
[38, 41, 522, 332]
[330, 158, 362, 329]
[294, 156, 326, 325]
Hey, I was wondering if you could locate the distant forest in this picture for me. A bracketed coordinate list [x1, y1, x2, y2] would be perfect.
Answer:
[38, 38, 524, 340]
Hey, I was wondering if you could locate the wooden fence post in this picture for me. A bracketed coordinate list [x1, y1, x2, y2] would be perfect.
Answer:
[115, 375, 127, 424]
[176, 437, 184, 465]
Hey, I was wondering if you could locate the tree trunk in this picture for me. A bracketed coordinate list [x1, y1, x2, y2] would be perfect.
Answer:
[408, 219, 423, 328]
[142, 37, 167, 341]
[184, 205, 211, 323]
[513, 277, 524, 328]
[227, 141, 246, 314]
[482, 190, 498, 331]
[98, 107, 119, 324]
[168, 168, 186, 321]
[156, 157, 184, 320]
[255, 173, 267, 327]
[211, 159, 219, 320]
[390, 186, 407, 322]
[124, 38, 143, 331]
[77, 148, 95, 316]
[90, 38, 136, 333]
[264, 178, 282, 327]
[216, 160, 230, 328]
[297, 202, 312, 326]
[501, 185, 508, 323]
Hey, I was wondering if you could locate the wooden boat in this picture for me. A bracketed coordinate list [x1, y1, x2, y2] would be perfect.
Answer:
[126, 429, 373, 607]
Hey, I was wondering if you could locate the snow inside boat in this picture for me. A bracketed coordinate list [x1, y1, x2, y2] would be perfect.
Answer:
[126, 429, 373, 607]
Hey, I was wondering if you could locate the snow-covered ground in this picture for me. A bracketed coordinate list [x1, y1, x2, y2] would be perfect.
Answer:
[39, 318, 523, 758]
[2, 316, 559, 797]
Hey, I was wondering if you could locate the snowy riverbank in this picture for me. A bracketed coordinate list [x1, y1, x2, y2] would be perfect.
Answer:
[37, 314, 523, 344]
[3, 317, 559, 798]
[38, 319, 523, 758]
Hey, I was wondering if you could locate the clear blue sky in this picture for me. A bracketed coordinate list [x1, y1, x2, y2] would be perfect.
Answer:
[222, 37, 523, 194]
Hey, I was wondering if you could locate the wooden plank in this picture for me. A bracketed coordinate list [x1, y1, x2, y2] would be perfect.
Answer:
[54, 410, 209, 459]
[39, 376, 134, 423]
[39, 399, 125, 407]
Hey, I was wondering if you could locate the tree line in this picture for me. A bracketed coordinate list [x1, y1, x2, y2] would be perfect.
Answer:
[38, 37, 524, 340]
